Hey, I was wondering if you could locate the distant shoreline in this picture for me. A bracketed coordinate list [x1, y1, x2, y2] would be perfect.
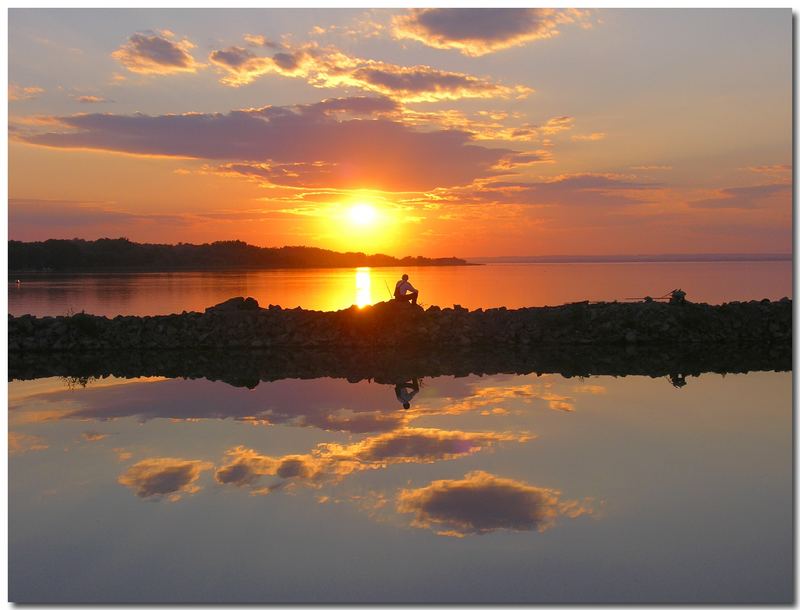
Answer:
[467, 253, 792, 264]
[8, 262, 480, 276]
[8, 238, 471, 274]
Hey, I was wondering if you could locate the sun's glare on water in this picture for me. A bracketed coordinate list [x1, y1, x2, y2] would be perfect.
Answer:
[355, 267, 373, 308]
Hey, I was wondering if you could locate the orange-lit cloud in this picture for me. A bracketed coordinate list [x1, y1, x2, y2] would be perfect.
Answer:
[74, 95, 114, 104]
[571, 132, 606, 142]
[320, 427, 531, 465]
[9, 431, 48, 455]
[401, 109, 573, 143]
[118, 457, 212, 500]
[215, 447, 324, 494]
[393, 8, 591, 56]
[209, 42, 531, 102]
[82, 431, 107, 442]
[9, 84, 44, 101]
[742, 164, 791, 183]
[114, 448, 134, 462]
[397, 470, 593, 536]
[214, 428, 531, 494]
[112, 31, 201, 75]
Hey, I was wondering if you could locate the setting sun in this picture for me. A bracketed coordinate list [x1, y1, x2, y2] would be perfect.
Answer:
[348, 203, 378, 226]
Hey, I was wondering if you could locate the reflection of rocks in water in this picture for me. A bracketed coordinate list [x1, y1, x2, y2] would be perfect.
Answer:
[10, 341, 791, 390]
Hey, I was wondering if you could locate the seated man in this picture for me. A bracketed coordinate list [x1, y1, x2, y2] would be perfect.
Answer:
[395, 378, 420, 410]
[393, 273, 419, 305]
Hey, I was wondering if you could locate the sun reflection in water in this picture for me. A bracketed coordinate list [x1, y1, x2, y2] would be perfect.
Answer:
[355, 267, 373, 308]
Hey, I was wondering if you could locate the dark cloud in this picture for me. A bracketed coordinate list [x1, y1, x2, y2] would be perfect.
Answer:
[208, 46, 256, 69]
[118, 458, 212, 500]
[393, 8, 591, 56]
[20, 102, 512, 192]
[112, 31, 201, 75]
[33, 377, 408, 434]
[397, 470, 592, 536]
[688, 184, 791, 209]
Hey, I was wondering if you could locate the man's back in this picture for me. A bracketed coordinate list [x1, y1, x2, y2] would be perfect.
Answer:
[394, 279, 415, 296]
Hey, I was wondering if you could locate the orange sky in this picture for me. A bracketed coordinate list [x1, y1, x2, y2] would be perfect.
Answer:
[8, 8, 792, 257]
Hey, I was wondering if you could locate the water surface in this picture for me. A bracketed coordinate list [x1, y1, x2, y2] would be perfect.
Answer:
[9, 369, 792, 603]
[9, 260, 792, 317]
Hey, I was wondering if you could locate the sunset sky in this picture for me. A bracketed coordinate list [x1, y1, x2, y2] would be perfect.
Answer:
[8, 8, 791, 257]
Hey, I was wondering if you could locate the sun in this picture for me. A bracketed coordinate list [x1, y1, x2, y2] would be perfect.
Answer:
[348, 203, 378, 226]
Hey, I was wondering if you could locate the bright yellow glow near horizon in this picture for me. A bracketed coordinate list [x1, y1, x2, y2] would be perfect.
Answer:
[348, 203, 378, 226]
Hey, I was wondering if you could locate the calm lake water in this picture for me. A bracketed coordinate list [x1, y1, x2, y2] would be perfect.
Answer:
[9, 370, 792, 603]
[8, 260, 793, 602]
[8, 260, 793, 317]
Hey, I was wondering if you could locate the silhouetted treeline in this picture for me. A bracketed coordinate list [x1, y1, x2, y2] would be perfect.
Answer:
[9, 238, 467, 272]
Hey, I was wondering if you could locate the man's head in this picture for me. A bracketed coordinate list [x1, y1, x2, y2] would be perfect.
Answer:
[403, 402, 410, 409]
[402, 274, 408, 280]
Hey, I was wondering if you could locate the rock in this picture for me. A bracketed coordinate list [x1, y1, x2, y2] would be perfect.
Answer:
[7, 297, 793, 354]
[205, 296, 260, 313]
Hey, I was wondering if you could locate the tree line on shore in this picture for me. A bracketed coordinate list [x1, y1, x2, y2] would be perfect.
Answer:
[8, 238, 467, 272]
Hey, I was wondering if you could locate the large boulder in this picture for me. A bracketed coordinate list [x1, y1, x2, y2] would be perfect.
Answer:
[205, 296, 260, 314]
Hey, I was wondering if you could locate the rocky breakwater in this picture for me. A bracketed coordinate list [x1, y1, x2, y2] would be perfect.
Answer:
[7, 295, 792, 353]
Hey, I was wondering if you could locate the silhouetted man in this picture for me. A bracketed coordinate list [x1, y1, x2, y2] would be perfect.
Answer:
[395, 379, 420, 409]
[394, 273, 419, 305]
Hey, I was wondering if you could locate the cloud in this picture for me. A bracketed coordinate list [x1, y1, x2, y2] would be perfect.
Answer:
[118, 457, 212, 500]
[630, 165, 672, 171]
[114, 448, 134, 462]
[571, 132, 606, 142]
[741, 164, 791, 183]
[438, 173, 662, 207]
[401, 109, 571, 143]
[9, 84, 44, 101]
[397, 470, 592, 536]
[214, 447, 324, 494]
[75, 95, 114, 104]
[744, 163, 791, 174]
[209, 42, 531, 102]
[243, 34, 281, 49]
[9, 431, 48, 455]
[112, 31, 201, 75]
[82, 431, 107, 442]
[392, 8, 591, 56]
[688, 183, 791, 209]
[215, 428, 530, 494]
[321, 427, 531, 465]
[19, 101, 513, 192]
[26, 376, 408, 434]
